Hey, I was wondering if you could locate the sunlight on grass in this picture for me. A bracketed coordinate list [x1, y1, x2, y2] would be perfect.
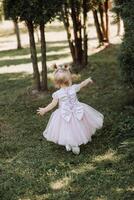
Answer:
[126, 187, 134, 192]
[34, 194, 51, 200]
[49, 164, 95, 191]
[50, 177, 71, 190]
[115, 187, 124, 193]
[8, 74, 27, 80]
[0, 54, 31, 61]
[0, 57, 73, 74]
[48, 42, 68, 47]
[18, 194, 50, 200]
[71, 164, 95, 174]
[93, 149, 119, 162]
[22, 194, 51, 200]
[120, 140, 134, 147]
[0, 48, 69, 61]
[0, 63, 33, 74]
[96, 197, 107, 200]
[47, 49, 70, 56]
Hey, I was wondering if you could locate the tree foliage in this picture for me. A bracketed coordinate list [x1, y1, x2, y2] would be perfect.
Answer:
[114, 0, 134, 87]
[4, 0, 63, 23]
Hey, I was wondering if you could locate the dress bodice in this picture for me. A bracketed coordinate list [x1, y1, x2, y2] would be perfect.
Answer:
[52, 84, 84, 122]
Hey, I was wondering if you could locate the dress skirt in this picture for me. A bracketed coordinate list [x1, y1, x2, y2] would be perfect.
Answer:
[43, 103, 104, 146]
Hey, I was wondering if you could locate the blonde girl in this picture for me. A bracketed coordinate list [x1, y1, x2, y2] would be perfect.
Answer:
[37, 64, 104, 154]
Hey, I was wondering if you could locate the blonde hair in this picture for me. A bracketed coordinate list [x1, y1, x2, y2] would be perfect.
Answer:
[53, 64, 72, 88]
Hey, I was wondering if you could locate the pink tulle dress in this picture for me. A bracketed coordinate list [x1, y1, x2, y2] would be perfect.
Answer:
[43, 84, 104, 146]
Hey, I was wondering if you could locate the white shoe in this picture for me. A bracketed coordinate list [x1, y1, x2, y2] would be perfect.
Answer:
[65, 145, 72, 152]
[72, 146, 80, 155]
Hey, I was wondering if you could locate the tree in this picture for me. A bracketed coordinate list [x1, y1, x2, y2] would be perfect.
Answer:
[99, 2, 106, 40]
[4, 0, 64, 91]
[104, 0, 109, 42]
[114, 0, 134, 87]
[13, 19, 22, 49]
[3, 0, 22, 49]
[61, 0, 89, 69]
[70, 0, 83, 67]
[83, 0, 88, 66]
[92, 8, 104, 45]
[26, 19, 41, 90]
[36, 0, 64, 90]
[116, 13, 121, 36]
[61, 3, 76, 64]
[112, 0, 121, 36]
[0, 0, 4, 21]
[90, 0, 110, 45]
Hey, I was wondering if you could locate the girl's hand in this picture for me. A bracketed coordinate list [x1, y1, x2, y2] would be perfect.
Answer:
[88, 77, 94, 84]
[37, 107, 46, 116]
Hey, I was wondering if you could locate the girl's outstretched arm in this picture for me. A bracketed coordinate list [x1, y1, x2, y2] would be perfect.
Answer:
[79, 77, 93, 89]
[37, 99, 58, 116]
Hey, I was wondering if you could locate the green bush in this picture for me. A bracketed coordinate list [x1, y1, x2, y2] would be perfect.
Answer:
[115, 0, 134, 87]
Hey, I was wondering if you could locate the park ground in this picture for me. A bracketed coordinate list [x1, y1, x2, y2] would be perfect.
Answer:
[0, 15, 134, 200]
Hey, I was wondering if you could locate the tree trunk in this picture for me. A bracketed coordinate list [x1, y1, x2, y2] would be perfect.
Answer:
[117, 13, 121, 36]
[13, 19, 22, 49]
[98, 3, 106, 40]
[83, 0, 88, 66]
[35, 27, 40, 43]
[104, 0, 109, 43]
[26, 21, 41, 91]
[62, 4, 75, 63]
[92, 10, 104, 45]
[70, 0, 83, 67]
[40, 23, 48, 91]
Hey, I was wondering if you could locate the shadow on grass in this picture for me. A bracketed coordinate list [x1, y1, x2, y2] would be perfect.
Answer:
[46, 25, 65, 33]
[0, 41, 69, 58]
[0, 42, 69, 67]
[0, 72, 32, 108]
[0, 53, 70, 67]
[0, 72, 31, 93]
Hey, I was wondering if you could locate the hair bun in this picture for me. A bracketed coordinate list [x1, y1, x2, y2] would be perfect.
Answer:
[64, 64, 68, 69]
[63, 64, 71, 71]
[53, 64, 71, 73]
[53, 64, 58, 70]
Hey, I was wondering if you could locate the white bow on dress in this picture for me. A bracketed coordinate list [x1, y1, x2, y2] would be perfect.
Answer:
[61, 104, 84, 122]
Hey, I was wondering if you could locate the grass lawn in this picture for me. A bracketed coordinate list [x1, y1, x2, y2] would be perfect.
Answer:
[0, 41, 69, 68]
[0, 44, 134, 200]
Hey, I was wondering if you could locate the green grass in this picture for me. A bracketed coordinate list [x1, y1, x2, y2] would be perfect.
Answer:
[0, 41, 69, 68]
[0, 44, 134, 200]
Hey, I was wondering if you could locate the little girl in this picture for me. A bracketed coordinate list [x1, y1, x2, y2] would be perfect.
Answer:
[37, 64, 104, 154]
